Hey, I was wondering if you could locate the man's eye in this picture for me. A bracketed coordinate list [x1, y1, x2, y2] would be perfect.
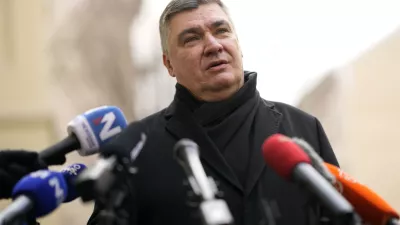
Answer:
[184, 36, 200, 44]
[216, 28, 229, 34]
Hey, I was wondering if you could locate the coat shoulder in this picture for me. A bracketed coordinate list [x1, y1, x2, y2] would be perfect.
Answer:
[137, 108, 167, 127]
[264, 99, 339, 165]
[263, 99, 321, 143]
[264, 99, 317, 125]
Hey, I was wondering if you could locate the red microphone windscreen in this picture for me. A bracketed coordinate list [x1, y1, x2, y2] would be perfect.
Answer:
[262, 134, 312, 180]
[324, 162, 399, 225]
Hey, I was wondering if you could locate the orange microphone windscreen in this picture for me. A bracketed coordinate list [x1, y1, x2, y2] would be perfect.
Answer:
[324, 163, 399, 225]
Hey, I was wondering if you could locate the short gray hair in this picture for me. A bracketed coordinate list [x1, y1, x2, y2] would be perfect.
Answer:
[159, 0, 230, 54]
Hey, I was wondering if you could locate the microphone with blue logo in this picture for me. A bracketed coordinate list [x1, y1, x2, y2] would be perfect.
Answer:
[38, 106, 127, 166]
[0, 163, 87, 225]
[70, 106, 132, 202]
[74, 121, 147, 225]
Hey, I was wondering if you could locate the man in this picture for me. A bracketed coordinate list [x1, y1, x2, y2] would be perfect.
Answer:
[88, 0, 339, 224]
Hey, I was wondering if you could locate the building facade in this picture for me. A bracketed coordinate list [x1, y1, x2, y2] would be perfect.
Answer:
[298, 27, 400, 211]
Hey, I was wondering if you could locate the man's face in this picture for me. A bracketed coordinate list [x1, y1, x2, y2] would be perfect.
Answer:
[163, 3, 244, 102]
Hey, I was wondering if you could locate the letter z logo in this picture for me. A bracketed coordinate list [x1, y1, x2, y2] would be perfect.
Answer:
[96, 112, 122, 141]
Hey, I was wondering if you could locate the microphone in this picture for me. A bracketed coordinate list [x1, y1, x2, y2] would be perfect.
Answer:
[0, 170, 67, 225]
[324, 162, 400, 225]
[60, 163, 87, 203]
[291, 136, 400, 225]
[74, 121, 146, 202]
[173, 139, 234, 225]
[38, 106, 127, 166]
[0, 163, 87, 225]
[262, 134, 359, 225]
[291, 137, 336, 185]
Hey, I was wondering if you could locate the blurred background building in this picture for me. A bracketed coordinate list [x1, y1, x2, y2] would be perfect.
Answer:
[0, 0, 399, 224]
[298, 27, 400, 210]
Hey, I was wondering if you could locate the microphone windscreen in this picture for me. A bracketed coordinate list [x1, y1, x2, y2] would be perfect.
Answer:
[173, 139, 199, 163]
[324, 163, 399, 225]
[99, 121, 147, 162]
[68, 106, 128, 156]
[262, 134, 311, 179]
[60, 163, 87, 202]
[12, 170, 68, 218]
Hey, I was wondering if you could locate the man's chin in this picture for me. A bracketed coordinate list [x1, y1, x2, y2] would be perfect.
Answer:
[209, 75, 236, 90]
[213, 71, 242, 87]
[202, 80, 241, 101]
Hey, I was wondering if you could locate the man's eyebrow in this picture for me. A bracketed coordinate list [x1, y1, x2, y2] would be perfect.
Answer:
[177, 26, 201, 42]
[210, 19, 230, 29]
[176, 20, 231, 42]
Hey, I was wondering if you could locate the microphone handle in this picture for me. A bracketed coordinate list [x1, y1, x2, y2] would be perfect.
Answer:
[291, 138, 335, 184]
[186, 151, 215, 201]
[0, 196, 33, 225]
[39, 134, 80, 166]
[75, 156, 117, 202]
[293, 163, 358, 224]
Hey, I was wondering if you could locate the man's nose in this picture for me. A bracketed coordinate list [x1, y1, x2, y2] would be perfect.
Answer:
[204, 34, 223, 56]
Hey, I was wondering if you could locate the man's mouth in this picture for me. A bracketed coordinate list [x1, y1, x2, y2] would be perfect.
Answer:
[207, 60, 228, 70]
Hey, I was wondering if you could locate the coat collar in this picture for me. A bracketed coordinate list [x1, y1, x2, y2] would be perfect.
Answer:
[164, 79, 282, 196]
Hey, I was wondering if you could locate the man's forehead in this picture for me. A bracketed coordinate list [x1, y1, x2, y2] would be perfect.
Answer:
[168, 4, 231, 33]
[180, 17, 230, 30]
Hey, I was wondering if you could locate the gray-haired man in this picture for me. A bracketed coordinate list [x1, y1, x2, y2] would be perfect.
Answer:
[88, 1, 339, 224]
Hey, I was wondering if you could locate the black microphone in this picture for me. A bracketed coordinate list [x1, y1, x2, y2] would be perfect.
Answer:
[38, 106, 127, 166]
[74, 123, 148, 225]
[291, 137, 336, 185]
[173, 139, 234, 225]
[74, 123, 147, 202]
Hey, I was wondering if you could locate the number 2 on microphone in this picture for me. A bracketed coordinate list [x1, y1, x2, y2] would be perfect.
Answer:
[99, 112, 122, 141]
[49, 177, 65, 205]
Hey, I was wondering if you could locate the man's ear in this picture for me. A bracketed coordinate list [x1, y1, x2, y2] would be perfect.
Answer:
[163, 54, 175, 77]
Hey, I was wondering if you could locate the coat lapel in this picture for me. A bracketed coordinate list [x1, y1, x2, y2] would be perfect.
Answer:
[244, 100, 282, 196]
[165, 100, 244, 193]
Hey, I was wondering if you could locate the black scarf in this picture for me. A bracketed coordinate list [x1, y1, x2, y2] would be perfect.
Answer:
[175, 71, 261, 185]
